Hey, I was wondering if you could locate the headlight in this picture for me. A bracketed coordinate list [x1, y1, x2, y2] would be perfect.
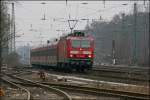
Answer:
[88, 55, 92, 58]
[70, 54, 73, 57]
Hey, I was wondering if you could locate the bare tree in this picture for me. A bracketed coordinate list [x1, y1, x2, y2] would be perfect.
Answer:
[85, 11, 149, 66]
[0, 1, 11, 71]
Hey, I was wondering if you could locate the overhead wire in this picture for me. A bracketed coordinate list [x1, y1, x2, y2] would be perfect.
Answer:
[78, 4, 132, 20]
[16, 1, 145, 38]
[17, 2, 66, 22]
[75, 3, 79, 20]
[16, 2, 125, 23]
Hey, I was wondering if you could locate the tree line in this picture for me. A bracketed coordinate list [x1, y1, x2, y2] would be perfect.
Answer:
[85, 9, 149, 66]
[0, 1, 9, 70]
[0, 1, 21, 69]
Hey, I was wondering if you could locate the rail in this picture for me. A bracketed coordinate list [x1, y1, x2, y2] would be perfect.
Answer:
[92, 66, 149, 82]
[1, 78, 31, 100]
[5, 74, 72, 100]
[41, 82, 149, 100]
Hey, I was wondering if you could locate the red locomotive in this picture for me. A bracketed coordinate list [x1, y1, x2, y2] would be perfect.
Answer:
[31, 31, 94, 72]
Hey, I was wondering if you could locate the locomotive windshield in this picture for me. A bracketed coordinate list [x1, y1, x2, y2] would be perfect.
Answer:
[71, 40, 90, 48]
[81, 40, 90, 48]
[72, 40, 80, 48]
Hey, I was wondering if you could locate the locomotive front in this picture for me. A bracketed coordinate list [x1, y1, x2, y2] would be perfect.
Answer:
[67, 32, 94, 70]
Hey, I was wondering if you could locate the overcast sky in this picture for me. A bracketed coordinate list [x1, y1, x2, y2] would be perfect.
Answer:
[7, 0, 147, 48]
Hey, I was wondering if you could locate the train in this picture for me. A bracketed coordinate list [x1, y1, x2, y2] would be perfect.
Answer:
[30, 31, 94, 72]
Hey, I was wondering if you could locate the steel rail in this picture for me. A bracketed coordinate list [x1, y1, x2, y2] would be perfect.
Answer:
[4, 67, 149, 99]
[5, 74, 72, 100]
[92, 67, 148, 75]
[93, 65, 149, 74]
[92, 67, 149, 82]
[11, 66, 148, 85]
[41, 82, 150, 100]
[16, 66, 147, 85]
[1, 78, 31, 100]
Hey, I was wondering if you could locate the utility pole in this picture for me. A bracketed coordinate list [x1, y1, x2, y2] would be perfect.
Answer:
[81, 18, 90, 30]
[0, 36, 1, 75]
[11, 3, 15, 52]
[112, 40, 116, 65]
[133, 3, 137, 65]
[8, 14, 11, 53]
[10, 4, 13, 53]
[121, 13, 126, 63]
[122, 13, 125, 35]
[103, 0, 105, 8]
[41, 2, 47, 21]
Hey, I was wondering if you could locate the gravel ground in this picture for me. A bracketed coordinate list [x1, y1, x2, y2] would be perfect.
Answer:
[1, 82, 27, 100]
[19, 71, 149, 95]
[18, 72, 127, 100]
[1, 74, 64, 100]
[24, 86, 63, 100]
[62, 90, 121, 100]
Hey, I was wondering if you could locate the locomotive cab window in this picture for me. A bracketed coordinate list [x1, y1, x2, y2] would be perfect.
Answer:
[71, 40, 91, 48]
[81, 40, 90, 48]
[71, 40, 80, 48]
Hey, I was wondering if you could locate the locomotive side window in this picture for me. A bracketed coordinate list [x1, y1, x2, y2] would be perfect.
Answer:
[81, 40, 90, 48]
[72, 40, 80, 48]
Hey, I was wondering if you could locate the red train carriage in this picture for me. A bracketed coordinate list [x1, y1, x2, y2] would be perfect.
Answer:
[31, 31, 94, 71]
[31, 44, 57, 67]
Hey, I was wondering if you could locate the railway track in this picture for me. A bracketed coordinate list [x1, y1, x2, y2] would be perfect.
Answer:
[7, 65, 149, 86]
[1, 78, 30, 100]
[92, 69, 148, 81]
[2, 66, 149, 100]
[9, 65, 149, 84]
[16, 67, 150, 85]
[93, 65, 149, 74]
[9, 70, 150, 100]
[91, 65, 149, 84]
[2, 73, 72, 100]
[4, 73, 149, 100]
[29, 67, 148, 85]
[3, 73, 123, 100]
[41, 82, 149, 100]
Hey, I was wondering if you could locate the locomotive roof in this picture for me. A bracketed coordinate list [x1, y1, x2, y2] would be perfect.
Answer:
[66, 34, 94, 40]
[60, 32, 94, 40]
